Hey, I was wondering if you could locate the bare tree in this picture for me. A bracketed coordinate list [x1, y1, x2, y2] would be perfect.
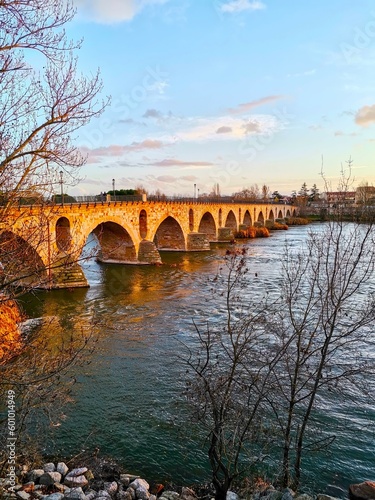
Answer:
[183, 249, 277, 500]
[0, 0, 107, 213]
[233, 184, 260, 201]
[0, 0, 106, 466]
[185, 165, 375, 494]
[265, 168, 375, 488]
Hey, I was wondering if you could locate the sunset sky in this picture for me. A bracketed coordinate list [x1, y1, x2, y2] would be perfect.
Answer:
[68, 0, 375, 197]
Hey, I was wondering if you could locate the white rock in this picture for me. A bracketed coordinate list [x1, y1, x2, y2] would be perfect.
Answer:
[129, 479, 149, 492]
[44, 494, 64, 500]
[160, 492, 180, 500]
[226, 492, 239, 500]
[43, 463, 56, 473]
[96, 491, 111, 498]
[104, 481, 118, 496]
[56, 462, 69, 477]
[16, 492, 30, 500]
[66, 468, 88, 478]
[63, 486, 86, 499]
[48, 472, 62, 483]
[64, 475, 88, 488]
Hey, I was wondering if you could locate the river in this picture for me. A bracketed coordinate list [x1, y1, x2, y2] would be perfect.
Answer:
[19, 224, 375, 497]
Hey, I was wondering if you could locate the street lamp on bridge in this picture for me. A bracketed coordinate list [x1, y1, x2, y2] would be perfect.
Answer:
[59, 170, 64, 207]
[194, 183, 196, 199]
[112, 178, 116, 201]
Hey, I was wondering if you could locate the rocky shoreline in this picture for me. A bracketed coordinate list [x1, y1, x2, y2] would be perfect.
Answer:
[1, 460, 374, 500]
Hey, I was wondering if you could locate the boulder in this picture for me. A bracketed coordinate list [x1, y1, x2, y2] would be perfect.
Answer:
[27, 469, 45, 482]
[295, 495, 313, 500]
[349, 481, 375, 500]
[125, 487, 136, 500]
[317, 495, 341, 500]
[96, 491, 111, 499]
[16, 492, 30, 500]
[43, 463, 56, 473]
[226, 492, 239, 500]
[48, 472, 62, 483]
[104, 481, 118, 496]
[160, 492, 180, 500]
[281, 488, 295, 500]
[84, 470, 95, 482]
[39, 473, 55, 487]
[180, 488, 197, 500]
[63, 486, 86, 499]
[64, 475, 88, 488]
[56, 463, 69, 477]
[84, 489, 98, 500]
[44, 494, 64, 500]
[129, 479, 149, 492]
[66, 468, 88, 478]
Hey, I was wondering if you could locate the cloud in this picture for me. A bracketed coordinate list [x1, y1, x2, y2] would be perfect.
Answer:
[334, 130, 358, 137]
[150, 158, 215, 167]
[216, 126, 233, 134]
[143, 109, 163, 119]
[75, 0, 169, 23]
[220, 0, 266, 13]
[82, 140, 167, 163]
[157, 175, 177, 183]
[174, 114, 279, 142]
[228, 95, 284, 115]
[355, 104, 375, 127]
[287, 69, 316, 78]
[243, 121, 261, 133]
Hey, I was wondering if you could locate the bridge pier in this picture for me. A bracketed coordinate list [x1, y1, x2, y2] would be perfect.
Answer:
[48, 255, 89, 289]
[218, 227, 234, 241]
[186, 232, 210, 251]
[138, 240, 162, 264]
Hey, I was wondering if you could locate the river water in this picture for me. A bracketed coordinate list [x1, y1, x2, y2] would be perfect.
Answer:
[19, 225, 375, 496]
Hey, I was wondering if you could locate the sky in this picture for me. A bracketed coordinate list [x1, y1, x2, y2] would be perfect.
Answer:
[67, 0, 375, 197]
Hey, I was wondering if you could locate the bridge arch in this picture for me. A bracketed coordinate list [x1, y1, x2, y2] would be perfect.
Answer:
[286, 209, 291, 217]
[243, 210, 252, 227]
[278, 209, 283, 219]
[225, 210, 237, 231]
[258, 211, 265, 224]
[292, 209, 297, 217]
[139, 209, 148, 239]
[268, 209, 275, 221]
[198, 212, 216, 241]
[91, 221, 137, 263]
[56, 217, 72, 252]
[153, 216, 186, 250]
[0, 230, 48, 286]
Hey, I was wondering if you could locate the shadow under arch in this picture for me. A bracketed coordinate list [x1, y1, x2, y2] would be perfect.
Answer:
[198, 212, 217, 241]
[0, 230, 48, 287]
[243, 209, 252, 227]
[225, 210, 237, 231]
[92, 221, 137, 263]
[153, 216, 186, 250]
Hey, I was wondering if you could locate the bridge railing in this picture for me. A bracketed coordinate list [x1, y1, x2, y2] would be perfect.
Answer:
[5, 194, 294, 208]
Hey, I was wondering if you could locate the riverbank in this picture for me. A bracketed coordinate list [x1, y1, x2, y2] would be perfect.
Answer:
[1, 456, 374, 500]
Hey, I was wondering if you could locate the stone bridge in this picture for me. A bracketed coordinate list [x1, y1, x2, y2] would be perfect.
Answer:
[1, 199, 297, 289]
